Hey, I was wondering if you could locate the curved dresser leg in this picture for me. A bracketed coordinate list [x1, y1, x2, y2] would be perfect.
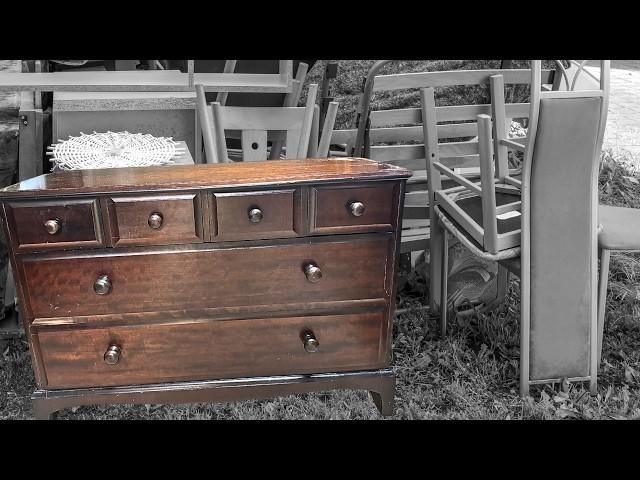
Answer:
[32, 398, 57, 420]
[369, 373, 396, 417]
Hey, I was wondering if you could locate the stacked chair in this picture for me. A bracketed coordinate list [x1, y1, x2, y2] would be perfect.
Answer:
[195, 80, 338, 163]
[425, 60, 610, 395]
[330, 62, 560, 316]
[194, 60, 338, 163]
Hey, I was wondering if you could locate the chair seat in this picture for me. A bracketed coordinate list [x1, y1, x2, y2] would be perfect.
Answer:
[434, 205, 521, 262]
[598, 204, 640, 251]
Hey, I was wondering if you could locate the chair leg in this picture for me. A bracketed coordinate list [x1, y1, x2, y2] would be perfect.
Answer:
[597, 248, 611, 369]
[440, 228, 449, 337]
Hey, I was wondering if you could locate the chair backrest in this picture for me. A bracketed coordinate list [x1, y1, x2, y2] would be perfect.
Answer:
[416, 68, 546, 230]
[519, 60, 609, 389]
[196, 83, 318, 162]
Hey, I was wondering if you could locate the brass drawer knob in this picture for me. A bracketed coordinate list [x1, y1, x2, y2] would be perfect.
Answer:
[304, 263, 322, 283]
[348, 201, 365, 217]
[104, 345, 121, 365]
[93, 275, 112, 295]
[248, 207, 263, 223]
[302, 331, 319, 353]
[43, 218, 62, 235]
[148, 212, 164, 229]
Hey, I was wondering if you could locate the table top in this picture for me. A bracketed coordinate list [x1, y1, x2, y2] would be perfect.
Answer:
[0, 158, 412, 199]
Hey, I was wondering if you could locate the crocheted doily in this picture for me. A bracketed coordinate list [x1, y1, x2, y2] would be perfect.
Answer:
[48, 131, 183, 170]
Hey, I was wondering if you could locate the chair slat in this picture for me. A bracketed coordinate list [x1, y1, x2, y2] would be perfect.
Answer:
[373, 69, 554, 91]
[371, 108, 421, 127]
[438, 140, 479, 157]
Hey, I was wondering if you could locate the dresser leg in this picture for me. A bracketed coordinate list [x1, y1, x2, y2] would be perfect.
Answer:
[369, 373, 396, 417]
[32, 397, 57, 420]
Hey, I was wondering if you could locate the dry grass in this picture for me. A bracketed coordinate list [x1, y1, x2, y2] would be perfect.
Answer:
[1, 60, 639, 420]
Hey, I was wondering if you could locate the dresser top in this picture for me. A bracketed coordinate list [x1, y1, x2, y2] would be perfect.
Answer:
[0, 158, 412, 199]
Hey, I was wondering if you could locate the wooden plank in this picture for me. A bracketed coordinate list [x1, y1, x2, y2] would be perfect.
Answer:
[0, 71, 293, 93]
[369, 144, 424, 161]
[216, 106, 306, 130]
[370, 122, 478, 143]
[478, 114, 498, 253]
[373, 69, 554, 91]
[439, 140, 479, 157]
[433, 162, 481, 194]
[370, 103, 530, 127]
[241, 130, 268, 161]
[371, 108, 421, 127]
[436, 103, 530, 122]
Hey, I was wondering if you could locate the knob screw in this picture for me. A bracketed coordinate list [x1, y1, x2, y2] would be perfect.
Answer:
[148, 212, 163, 229]
[348, 201, 365, 217]
[44, 219, 62, 235]
[302, 331, 319, 353]
[104, 345, 121, 365]
[304, 263, 322, 283]
[94, 275, 112, 295]
[248, 207, 263, 223]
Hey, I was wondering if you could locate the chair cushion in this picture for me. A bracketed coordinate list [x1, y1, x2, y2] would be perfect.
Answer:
[598, 204, 640, 250]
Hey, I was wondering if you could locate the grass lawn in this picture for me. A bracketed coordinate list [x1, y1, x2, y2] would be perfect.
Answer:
[1, 60, 639, 420]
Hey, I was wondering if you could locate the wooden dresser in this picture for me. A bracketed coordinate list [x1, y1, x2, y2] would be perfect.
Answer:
[0, 158, 410, 419]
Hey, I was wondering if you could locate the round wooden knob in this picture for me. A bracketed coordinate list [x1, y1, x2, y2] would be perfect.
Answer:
[304, 263, 322, 283]
[148, 212, 163, 229]
[93, 275, 112, 295]
[248, 207, 263, 223]
[43, 219, 61, 235]
[104, 345, 121, 365]
[302, 331, 319, 353]
[348, 201, 365, 217]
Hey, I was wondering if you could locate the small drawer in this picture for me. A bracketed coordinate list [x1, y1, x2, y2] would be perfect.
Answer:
[36, 311, 387, 389]
[4, 198, 104, 252]
[211, 188, 302, 241]
[309, 182, 399, 234]
[105, 193, 202, 247]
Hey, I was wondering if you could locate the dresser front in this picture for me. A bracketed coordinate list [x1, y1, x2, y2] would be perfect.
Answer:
[0, 160, 409, 395]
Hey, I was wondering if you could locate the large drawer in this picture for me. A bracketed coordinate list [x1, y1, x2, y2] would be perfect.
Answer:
[36, 311, 387, 389]
[4, 198, 104, 252]
[21, 235, 392, 318]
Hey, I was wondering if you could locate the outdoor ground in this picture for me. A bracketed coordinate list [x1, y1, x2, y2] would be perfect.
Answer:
[1, 60, 639, 420]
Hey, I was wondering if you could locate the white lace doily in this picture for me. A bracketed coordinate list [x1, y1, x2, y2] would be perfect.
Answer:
[48, 131, 183, 170]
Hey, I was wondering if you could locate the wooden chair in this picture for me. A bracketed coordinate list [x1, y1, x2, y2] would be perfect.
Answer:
[196, 83, 322, 162]
[430, 60, 610, 396]
[360, 65, 555, 313]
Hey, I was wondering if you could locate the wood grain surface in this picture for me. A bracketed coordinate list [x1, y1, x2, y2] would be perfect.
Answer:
[37, 311, 386, 388]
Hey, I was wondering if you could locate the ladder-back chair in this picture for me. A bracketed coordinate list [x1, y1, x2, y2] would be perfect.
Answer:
[364, 65, 554, 309]
[196, 83, 325, 162]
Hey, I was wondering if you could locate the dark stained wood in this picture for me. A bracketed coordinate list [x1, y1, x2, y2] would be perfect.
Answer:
[30, 299, 389, 329]
[4, 198, 104, 252]
[37, 311, 386, 389]
[31, 369, 396, 419]
[212, 188, 302, 241]
[0, 157, 409, 418]
[106, 192, 203, 247]
[309, 182, 399, 235]
[0, 158, 412, 199]
[20, 235, 392, 318]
